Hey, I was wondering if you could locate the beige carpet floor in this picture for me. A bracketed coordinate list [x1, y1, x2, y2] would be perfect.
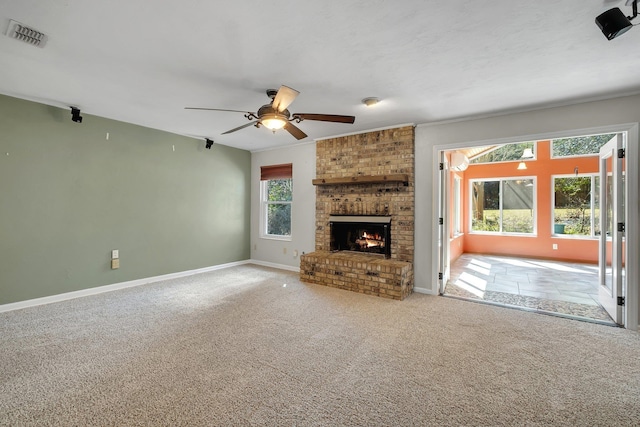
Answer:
[1, 265, 639, 426]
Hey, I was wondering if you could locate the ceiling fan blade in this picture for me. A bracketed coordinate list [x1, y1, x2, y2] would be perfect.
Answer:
[284, 122, 308, 140]
[185, 107, 252, 114]
[222, 121, 259, 135]
[292, 113, 355, 124]
[272, 85, 300, 112]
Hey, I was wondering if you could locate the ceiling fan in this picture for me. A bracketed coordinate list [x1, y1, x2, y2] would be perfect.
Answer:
[185, 85, 356, 140]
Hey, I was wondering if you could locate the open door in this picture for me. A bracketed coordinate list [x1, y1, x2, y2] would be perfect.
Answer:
[598, 134, 625, 325]
[438, 152, 450, 294]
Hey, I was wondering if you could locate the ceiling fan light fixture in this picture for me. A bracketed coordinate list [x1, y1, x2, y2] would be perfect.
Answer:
[261, 114, 287, 130]
[186, 85, 354, 140]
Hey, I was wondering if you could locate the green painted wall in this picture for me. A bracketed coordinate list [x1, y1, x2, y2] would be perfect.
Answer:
[0, 94, 251, 305]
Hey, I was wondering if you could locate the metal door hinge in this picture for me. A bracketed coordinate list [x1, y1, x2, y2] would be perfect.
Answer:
[438, 217, 444, 225]
[438, 272, 443, 280]
[618, 222, 625, 232]
[617, 148, 625, 159]
[439, 162, 445, 170]
[617, 296, 625, 306]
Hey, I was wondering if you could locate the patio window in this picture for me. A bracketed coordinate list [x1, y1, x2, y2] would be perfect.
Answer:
[470, 178, 535, 234]
[553, 175, 597, 236]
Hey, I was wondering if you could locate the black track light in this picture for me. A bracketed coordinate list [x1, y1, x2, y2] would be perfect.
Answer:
[70, 107, 82, 123]
[596, 0, 638, 40]
[205, 138, 214, 149]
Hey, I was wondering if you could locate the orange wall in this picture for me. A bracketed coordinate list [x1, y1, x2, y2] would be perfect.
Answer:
[456, 140, 601, 263]
[448, 153, 465, 261]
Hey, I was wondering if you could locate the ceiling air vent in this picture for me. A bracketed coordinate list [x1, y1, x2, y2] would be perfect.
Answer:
[5, 19, 47, 48]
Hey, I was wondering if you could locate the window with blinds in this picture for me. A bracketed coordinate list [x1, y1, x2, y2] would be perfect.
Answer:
[260, 164, 293, 239]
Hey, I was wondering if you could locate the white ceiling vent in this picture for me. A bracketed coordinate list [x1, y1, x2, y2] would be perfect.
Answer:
[5, 19, 47, 48]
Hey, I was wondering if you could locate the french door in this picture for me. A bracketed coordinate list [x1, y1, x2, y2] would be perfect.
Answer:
[598, 134, 625, 325]
[438, 152, 450, 294]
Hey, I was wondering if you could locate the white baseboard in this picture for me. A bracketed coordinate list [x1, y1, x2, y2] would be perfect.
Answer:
[413, 286, 437, 295]
[249, 259, 300, 273]
[0, 260, 251, 313]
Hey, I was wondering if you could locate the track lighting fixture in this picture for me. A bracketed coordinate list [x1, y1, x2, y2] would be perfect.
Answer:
[596, 0, 638, 40]
[205, 138, 214, 149]
[70, 107, 82, 123]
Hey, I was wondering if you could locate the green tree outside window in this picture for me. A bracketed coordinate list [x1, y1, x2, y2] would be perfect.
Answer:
[471, 142, 535, 164]
[471, 179, 534, 233]
[551, 134, 615, 157]
[265, 179, 292, 236]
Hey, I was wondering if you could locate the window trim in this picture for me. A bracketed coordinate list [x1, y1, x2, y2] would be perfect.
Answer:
[549, 152, 599, 160]
[469, 176, 537, 235]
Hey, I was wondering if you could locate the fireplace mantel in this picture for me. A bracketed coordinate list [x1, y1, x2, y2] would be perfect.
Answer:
[312, 174, 409, 186]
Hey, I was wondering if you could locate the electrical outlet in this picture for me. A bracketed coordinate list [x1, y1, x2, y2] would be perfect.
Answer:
[552, 244, 558, 250]
[111, 249, 119, 259]
[293, 250, 298, 258]
[111, 259, 120, 269]
[283, 247, 287, 255]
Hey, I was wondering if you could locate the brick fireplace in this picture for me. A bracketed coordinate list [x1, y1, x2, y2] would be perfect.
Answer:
[300, 125, 415, 300]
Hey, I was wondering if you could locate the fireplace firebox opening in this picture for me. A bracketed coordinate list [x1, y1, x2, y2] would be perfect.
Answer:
[329, 215, 391, 258]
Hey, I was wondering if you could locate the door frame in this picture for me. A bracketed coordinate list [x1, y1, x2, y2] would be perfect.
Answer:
[431, 123, 638, 330]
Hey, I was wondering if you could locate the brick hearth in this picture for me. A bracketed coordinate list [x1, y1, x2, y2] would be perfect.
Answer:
[300, 125, 415, 300]
[300, 252, 413, 300]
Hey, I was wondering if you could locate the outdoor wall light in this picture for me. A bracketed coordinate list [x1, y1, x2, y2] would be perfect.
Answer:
[205, 138, 214, 149]
[596, 0, 638, 40]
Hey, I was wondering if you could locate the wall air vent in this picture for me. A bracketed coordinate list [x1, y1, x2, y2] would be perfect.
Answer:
[5, 19, 47, 48]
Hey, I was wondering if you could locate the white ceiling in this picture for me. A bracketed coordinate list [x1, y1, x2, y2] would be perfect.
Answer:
[1, 0, 639, 151]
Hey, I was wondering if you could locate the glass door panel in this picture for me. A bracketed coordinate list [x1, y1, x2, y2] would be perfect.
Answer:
[598, 134, 624, 325]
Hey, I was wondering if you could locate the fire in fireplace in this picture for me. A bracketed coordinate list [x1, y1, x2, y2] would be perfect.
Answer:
[329, 215, 391, 258]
